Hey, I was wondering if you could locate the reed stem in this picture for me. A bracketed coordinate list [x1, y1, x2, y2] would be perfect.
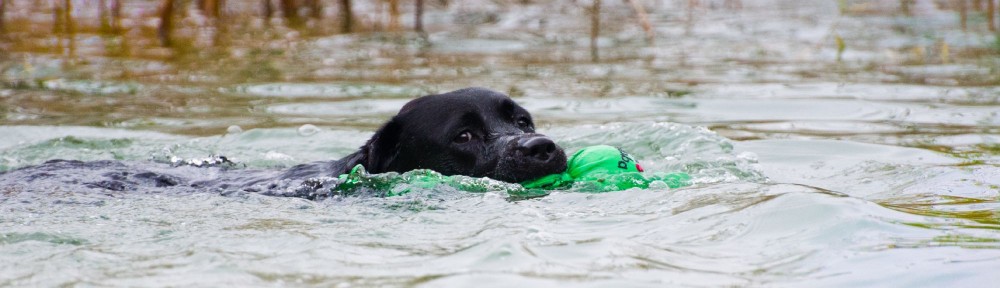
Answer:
[590, 0, 601, 62]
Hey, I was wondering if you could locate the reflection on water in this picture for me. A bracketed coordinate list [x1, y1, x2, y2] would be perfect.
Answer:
[2, 0, 1000, 286]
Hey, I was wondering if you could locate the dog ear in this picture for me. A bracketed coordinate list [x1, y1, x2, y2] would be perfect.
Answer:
[360, 119, 402, 173]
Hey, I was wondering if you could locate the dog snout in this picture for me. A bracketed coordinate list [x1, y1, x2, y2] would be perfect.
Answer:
[517, 136, 557, 162]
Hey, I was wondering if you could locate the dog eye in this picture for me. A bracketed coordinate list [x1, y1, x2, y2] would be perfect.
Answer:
[516, 118, 531, 128]
[454, 131, 473, 144]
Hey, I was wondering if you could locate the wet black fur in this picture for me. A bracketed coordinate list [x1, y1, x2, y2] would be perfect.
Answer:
[280, 87, 567, 183]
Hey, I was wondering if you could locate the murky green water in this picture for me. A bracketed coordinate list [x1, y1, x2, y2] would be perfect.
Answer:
[2, 0, 1000, 286]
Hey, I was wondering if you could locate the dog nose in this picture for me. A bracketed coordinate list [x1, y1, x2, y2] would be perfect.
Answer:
[517, 136, 557, 162]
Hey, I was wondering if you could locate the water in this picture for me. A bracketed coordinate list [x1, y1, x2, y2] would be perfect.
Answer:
[2, 0, 1000, 286]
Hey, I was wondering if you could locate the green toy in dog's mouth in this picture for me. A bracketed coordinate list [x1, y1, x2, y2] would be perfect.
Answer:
[520, 145, 691, 191]
[330, 145, 691, 198]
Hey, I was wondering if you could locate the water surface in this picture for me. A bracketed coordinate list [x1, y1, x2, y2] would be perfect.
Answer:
[2, 0, 1000, 286]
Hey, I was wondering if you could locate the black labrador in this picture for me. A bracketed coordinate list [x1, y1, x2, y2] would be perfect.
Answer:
[282, 87, 567, 183]
[0, 87, 567, 197]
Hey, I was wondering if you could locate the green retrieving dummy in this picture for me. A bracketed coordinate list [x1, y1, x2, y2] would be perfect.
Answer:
[334, 145, 691, 196]
[521, 145, 691, 191]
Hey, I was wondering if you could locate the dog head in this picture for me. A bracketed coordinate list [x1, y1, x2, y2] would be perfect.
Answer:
[356, 87, 567, 183]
